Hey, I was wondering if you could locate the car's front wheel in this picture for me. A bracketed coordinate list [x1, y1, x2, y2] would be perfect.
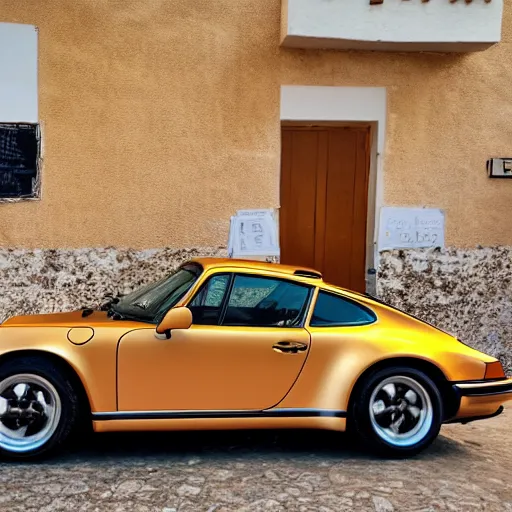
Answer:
[0, 357, 81, 460]
[351, 366, 443, 457]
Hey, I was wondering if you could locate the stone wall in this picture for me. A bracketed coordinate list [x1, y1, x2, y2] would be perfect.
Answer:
[378, 247, 512, 374]
[0, 247, 226, 323]
[0, 246, 510, 373]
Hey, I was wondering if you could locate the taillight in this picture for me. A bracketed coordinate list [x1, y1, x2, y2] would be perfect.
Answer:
[484, 361, 506, 380]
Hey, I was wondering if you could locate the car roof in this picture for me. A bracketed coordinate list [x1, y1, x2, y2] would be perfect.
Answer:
[190, 257, 323, 281]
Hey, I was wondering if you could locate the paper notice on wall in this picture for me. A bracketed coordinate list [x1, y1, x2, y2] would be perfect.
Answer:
[0, 23, 38, 123]
[378, 207, 445, 251]
[235, 209, 273, 218]
[228, 209, 280, 258]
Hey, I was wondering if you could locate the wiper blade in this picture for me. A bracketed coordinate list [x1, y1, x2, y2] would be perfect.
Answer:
[100, 293, 123, 311]
[106, 306, 125, 320]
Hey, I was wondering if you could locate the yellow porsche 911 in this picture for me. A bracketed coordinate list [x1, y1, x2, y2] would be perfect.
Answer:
[0, 258, 510, 460]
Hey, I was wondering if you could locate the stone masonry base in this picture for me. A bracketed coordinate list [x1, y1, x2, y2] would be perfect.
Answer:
[0, 246, 510, 373]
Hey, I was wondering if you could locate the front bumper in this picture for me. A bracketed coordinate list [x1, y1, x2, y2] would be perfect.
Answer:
[448, 378, 512, 424]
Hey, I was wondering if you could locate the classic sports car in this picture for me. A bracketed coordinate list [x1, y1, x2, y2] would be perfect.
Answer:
[0, 258, 511, 460]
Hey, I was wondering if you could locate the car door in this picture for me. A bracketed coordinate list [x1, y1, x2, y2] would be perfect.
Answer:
[117, 272, 313, 412]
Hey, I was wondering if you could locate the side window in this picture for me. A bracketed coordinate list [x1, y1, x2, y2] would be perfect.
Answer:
[310, 291, 376, 327]
[223, 275, 310, 327]
[188, 274, 230, 325]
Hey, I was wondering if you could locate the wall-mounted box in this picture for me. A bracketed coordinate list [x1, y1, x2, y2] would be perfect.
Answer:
[280, 0, 504, 53]
[487, 158, 512, 178]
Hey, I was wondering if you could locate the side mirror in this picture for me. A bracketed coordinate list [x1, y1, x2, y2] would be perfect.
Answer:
[155, 307, 193, 339]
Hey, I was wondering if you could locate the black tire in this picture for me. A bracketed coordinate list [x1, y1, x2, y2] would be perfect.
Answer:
[350, 366, 443, 458]
[0, 356, 82, 460]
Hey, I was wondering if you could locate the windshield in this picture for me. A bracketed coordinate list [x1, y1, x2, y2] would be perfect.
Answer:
[112, 263, 202, 323]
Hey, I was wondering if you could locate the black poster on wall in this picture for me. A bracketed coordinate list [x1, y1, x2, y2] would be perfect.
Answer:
[0, 123, 39, 199]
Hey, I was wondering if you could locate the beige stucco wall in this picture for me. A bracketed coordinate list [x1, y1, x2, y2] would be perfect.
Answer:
[1, 0, 512, 249]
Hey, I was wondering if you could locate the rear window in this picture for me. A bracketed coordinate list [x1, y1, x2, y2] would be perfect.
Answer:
[310, 291, 376, 327]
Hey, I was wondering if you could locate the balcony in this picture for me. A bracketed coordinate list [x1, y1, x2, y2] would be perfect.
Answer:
[280, 0, 503, 53]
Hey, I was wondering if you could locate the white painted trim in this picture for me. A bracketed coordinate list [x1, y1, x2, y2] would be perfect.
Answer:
[280, 86, 386, 153]
[279, 85, 387, 293]
[282, 0, 503, 53]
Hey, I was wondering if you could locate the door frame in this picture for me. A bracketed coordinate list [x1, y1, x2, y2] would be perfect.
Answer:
[279, 85, 386, 295]
[280, 120, 378, 294]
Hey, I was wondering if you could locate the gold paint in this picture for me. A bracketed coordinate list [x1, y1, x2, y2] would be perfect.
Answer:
[67, 327, 94, 345]
[156, 307, 193, 335]
[93, 416, 346, 433]
[0, 258, 510, 434]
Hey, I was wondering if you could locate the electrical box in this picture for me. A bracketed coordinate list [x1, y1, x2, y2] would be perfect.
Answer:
[487, 158, 512, 178]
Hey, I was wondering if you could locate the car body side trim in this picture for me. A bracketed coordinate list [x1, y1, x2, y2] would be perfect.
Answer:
[92, 408, 347, 421]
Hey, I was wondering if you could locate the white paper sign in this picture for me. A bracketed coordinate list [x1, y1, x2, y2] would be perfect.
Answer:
[228, 209, 280, 258]
[235, 209, 272, 218]
[378, 207, 445, 251]
[0, 23, 38, 122]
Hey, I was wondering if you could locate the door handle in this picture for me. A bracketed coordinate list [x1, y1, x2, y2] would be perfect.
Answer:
[272, 341, 308, 354]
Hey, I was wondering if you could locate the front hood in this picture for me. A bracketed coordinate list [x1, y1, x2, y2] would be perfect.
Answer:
[2, 310, 115, 328]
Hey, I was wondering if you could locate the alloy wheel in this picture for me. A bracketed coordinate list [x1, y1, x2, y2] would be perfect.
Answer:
[369, 375, 433, 447]
[0, 374, 61, 453]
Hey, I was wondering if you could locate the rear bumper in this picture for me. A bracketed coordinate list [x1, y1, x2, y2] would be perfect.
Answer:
[455, 379, 512, 397]
[448, 378, 512, 423]
[444, 405, 504, 424]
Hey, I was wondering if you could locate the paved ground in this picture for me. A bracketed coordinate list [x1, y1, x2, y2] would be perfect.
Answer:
[0, 410, 511, 512]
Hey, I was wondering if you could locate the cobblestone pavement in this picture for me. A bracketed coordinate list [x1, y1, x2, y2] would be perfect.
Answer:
[0, 409, 511, 512]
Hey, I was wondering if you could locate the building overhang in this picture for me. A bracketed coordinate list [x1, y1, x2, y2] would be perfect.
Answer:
[280, 0, 503, 53]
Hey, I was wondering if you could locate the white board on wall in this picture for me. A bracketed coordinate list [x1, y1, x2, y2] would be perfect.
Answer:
[0, 23, 38, 122]
[378, 207, 445, 251]
[228, 209, 280, 259]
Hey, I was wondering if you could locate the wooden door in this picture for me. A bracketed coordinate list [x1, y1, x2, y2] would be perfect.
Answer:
[280, 126, 371, 292]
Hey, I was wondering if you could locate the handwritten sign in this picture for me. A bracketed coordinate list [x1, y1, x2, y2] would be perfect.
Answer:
[378, 207, 445, 251]
[228, 209, 280, 258]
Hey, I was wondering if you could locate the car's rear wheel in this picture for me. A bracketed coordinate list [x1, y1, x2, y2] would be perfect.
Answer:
[351, 366, 443, 457]
[0, 357, 81, 460]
